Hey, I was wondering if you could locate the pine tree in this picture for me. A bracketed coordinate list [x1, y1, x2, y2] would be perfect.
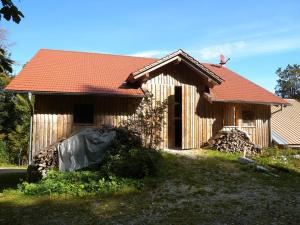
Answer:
[275, 64, 300, 99]
[0, 51, 31, 163]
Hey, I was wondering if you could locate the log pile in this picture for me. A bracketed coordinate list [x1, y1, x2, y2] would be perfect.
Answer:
[30, 141, 61, 178]
[207, 128, 262, 154]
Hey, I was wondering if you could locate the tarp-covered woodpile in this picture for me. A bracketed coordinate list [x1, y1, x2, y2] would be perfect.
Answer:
[206, 128, 262, 154]
[58, 128, 116, 172]
[30, 127, 117, 177]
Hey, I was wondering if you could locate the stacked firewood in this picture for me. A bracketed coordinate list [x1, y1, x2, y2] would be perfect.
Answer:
[207, 129, 262, 154]
[32, 142, 60, 177]
[29, 125, 116, 177]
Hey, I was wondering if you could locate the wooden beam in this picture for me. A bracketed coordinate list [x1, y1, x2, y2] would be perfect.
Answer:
[203, 92, 213, 104]
[173, 57, 182, 65]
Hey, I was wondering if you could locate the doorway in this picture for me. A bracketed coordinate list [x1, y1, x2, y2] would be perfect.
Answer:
[174, 86, 182, 148]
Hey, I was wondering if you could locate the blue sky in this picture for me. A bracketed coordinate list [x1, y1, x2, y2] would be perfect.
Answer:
[2, 0, 300, 92]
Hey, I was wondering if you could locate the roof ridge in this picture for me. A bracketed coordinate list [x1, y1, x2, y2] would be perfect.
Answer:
[39, 48, 158, 60]
[130, 49, 223, 84]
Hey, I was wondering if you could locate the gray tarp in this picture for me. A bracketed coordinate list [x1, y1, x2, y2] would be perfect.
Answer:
[58, 128, 116, 172]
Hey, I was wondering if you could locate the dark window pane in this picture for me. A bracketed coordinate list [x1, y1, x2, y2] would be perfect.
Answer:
[175, 119, 182, 147]
[175, 86, 182, 118]
[242, 110, 255, 126]
[73, 104, 94, 124]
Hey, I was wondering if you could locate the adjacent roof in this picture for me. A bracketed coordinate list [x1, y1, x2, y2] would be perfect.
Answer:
[271, 131, 288, 145]
[271, 99, 300, 145]
[6, 48, 287, 105]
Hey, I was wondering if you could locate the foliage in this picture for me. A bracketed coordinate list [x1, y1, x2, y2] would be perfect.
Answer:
[0, 48, 13, 73]
[102, 128, 163, 178]
[103, 146, 163, 179]
[0, 73, 32, 163]
[275, 64, 300, 99]
[0, 139, 8, 163]
[0, 0, 23, 74]
[6, 94, 32, 162]
[19, 170, 143, 197]
[121, 91, 168, 149]
[0, 0, 23, 24]
[253, 147, 300, 173]
[0, 8, 30, 165]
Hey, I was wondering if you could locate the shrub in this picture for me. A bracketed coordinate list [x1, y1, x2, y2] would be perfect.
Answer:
[19, 170, 143, 196]
[101, 128, 163, 178]
[121, 91, 168, 149]
[103, 147, 163, 178]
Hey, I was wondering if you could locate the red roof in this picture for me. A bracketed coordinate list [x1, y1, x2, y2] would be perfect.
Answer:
[6, 49, 156, 96]
[6, 49, 287, 105]
[203, 63, 287, 105]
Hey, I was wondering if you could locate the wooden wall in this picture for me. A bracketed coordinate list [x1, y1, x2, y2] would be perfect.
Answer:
[221, 103, 271, 147]
[143, 64, 207, 149]
[144, 69, 270, 149]
[32, 95, 141, 156]
[32, 64, 271, 154]
[236, 103, 271, 147]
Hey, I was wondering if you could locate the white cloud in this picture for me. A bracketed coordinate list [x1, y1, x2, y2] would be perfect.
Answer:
[130, 50, 169, 58]
[193, 37, 300, 60]
[196, 41, 246, 60]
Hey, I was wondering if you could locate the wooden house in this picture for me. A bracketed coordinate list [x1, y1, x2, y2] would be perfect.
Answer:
[6, 49, 288, 156]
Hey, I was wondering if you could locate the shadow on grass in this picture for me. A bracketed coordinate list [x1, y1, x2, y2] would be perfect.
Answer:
[0, 197, 101, 225]
[0, 150, 299, 225]
[0, 170, 26, 192]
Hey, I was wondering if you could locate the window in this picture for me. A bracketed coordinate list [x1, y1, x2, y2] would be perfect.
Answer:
[242, 110, 255, 126]
[73, 104, 94, 124]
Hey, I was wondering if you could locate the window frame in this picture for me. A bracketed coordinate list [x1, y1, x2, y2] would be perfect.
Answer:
[241, 110, 255, 127]
[73, 103, 95, 125]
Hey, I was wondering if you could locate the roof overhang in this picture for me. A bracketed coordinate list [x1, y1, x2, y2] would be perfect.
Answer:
[127, 49, 223, 87]
[4, 89, 144, 98]
[203, 92, 290, 106]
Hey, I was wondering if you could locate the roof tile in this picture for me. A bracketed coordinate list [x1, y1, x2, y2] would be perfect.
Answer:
[6, 49, 287, 105]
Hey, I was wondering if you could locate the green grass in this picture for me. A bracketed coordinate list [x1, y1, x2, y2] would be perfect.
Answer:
[0, 171, 26, 192]
[0, 149, 299, 225]
[254, 148, 300, 173]
[0, 162, 26, 168]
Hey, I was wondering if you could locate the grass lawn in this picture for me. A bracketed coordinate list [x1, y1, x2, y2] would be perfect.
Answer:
[0, 163, 27, 192]
[0, 162, 27, 168]
[0, 149, 299, 225]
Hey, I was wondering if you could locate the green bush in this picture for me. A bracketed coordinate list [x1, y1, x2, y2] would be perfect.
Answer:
[19, 128, 163, 196]
[101, 128, 163, 178]
[103, 148, 163, 178]
[19, 170, 143, 196]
